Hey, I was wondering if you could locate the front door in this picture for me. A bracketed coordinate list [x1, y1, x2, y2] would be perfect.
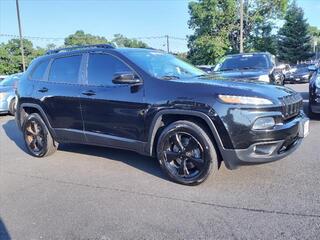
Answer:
[80, 52, 147, 149]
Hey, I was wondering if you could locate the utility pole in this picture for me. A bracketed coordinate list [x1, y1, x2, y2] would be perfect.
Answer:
[16, 0, 26, 72]
[239, 0, 244, 53]
[165, 35, 170, 53]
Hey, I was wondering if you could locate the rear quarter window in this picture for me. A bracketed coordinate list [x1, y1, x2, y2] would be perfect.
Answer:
[29, 59, 50, 81]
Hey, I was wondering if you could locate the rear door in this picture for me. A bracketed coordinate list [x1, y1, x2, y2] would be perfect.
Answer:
[35, 54, 86, 143]
[80, 52, 147, 147]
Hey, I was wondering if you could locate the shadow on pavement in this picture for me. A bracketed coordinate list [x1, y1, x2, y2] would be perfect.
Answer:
[2, 119, 167, 181]
[59, 143, 166, 180]
[0, 218, 11, 240]
[2, 119, 28, 154]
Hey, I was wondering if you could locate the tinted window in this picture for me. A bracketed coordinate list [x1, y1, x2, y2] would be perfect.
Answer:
[87, 53, 133, 86]
[30, 59, 50, 81]
[49, 55, 82, 83]
[218, 54, 270, 71]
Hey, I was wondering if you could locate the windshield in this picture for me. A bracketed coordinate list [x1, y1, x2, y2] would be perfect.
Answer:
[217, 54, 270, 71]
[121, 50, 206, 79]
[0, 75, 19, 86]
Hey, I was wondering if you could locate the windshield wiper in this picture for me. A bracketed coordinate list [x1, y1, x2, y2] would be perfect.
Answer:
[196, 74, 209, 77]
[219, 68, 237, 71]
[160, 75, 180, 80]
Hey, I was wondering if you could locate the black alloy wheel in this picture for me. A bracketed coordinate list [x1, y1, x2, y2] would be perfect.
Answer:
[22, 113, 58, 157]
[157, 121, 217, 185]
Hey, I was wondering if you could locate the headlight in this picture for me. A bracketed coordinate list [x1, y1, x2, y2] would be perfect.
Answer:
[258, 75, 270, 82]
[0, 92, 7, 101]
[218, 95, 273, 105]
[302, 74, 309, 79]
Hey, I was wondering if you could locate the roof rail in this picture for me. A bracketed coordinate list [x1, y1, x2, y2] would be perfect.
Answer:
[46, 44, 115, 55]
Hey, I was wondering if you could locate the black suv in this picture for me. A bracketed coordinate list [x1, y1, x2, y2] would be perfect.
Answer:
[16, 44, 309, 185]
[213, 52, 284, 85]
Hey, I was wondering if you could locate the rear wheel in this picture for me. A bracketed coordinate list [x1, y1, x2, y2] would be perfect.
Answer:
[157, 120, 218, 185]
[22, 113, 58, 157]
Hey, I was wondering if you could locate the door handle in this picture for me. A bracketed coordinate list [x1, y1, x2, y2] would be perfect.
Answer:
[38, 87, 48, 93]
[82, 90, 96, 96]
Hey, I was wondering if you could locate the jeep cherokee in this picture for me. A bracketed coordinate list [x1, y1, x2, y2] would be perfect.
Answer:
[16, 44, 309, 185]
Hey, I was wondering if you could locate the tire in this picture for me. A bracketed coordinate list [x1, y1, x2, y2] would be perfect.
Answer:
[308, 102, 316, 119]
[9, 98, 16, 116]
[22, 113, 58, 157]
[157, 120, 218, 185]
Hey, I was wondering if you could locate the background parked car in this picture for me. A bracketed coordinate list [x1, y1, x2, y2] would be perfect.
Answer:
[212, 52, 284, 85]
[196, 65, 214, 74]
[0, 75, 8, 81]
[285, 63, 316, 83]
[309, 66, 320, 115]
[0, 73, 22, 115]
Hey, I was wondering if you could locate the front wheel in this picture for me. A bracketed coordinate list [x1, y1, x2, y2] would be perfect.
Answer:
[22, 113, 58, 157]
[157, 121, 218, 185]
[9, 98, 16, 116]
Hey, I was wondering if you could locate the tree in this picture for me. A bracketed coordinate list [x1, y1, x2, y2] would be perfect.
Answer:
[112, 34, 148, 48]
[278, 1, 313, 63]
[239, 0, 288, 52]
[0, 38, 43, 74]
[64, 30, 109, 46]
[187, 0, 237, 65]
[309, 26, 320, 54]
[187, 0, 288, 65]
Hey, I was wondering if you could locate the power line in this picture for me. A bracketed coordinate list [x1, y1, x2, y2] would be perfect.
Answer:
[0, 33, 187, 41]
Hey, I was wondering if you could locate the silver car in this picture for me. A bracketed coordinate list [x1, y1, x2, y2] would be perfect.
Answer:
[0, 73, 22, 115]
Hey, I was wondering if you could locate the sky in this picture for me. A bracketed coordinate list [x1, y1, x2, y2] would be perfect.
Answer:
[0, 0, 319, 52]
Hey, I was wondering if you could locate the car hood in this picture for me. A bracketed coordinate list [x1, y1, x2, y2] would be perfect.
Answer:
[212, 69, 270, 80]
[173, 76, 296, 102]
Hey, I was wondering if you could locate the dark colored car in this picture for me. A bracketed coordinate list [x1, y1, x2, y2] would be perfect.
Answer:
[309, 67, 320, 114]
[16, 44, 309, 185]
[213, 52, 284, 85]
[197, 65, 214, 74]
[285, 66, 313, 83]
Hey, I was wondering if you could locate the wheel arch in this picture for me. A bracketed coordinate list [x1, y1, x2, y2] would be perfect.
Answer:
[146, 110, 225, 160]
[18, 103, 57, 139]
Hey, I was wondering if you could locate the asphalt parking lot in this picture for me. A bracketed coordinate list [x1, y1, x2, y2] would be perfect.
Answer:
[0, 83, 319, 240]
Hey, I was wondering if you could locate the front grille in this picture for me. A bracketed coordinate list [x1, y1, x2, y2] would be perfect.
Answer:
[280, 94, 303, 120]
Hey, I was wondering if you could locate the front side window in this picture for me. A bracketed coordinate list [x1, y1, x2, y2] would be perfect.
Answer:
[87, 53, 133, 86]
[30, 59, 50, 81]
[49, 55, 82, 84]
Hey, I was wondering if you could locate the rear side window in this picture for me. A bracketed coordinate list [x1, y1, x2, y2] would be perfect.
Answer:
[30, 59, 50, 81]
[87, 53, 133, 86]
[49, 55, 82, 84]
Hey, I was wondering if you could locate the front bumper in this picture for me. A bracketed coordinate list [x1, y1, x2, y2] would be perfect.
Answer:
[221, 114, 309, 169]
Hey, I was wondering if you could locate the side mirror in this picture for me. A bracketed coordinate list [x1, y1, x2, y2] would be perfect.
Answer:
[112, 72, 142, 84]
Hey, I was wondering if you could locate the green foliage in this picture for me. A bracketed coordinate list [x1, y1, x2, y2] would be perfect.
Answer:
[64, 30, 109, 46]
[278, 1, 313, 63]
[240, 0, 288, 53]
[112, 34, 148, 48]
[187, 0, 237, 65]
[187, 0, 288, 64]
[0, 38, 45, 75]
